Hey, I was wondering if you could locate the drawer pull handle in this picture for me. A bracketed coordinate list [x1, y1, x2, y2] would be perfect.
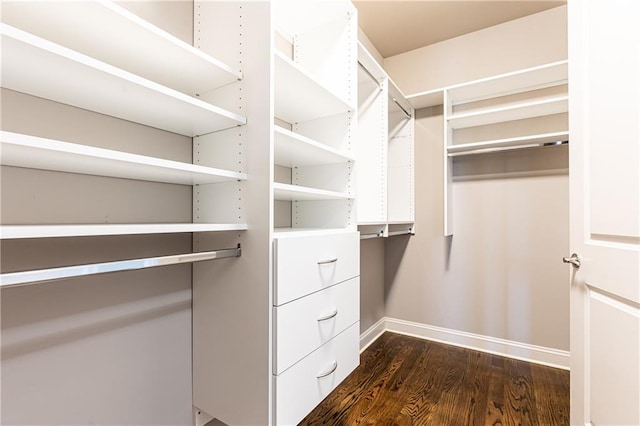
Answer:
[316, 361, 338, 378]
[318, 258, 338, 265]
[317, 309, 338, 322]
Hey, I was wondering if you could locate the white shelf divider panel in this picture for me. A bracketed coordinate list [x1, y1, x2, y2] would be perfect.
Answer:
[447, 131, 569, 156]
[0, 223, 248, 240]
[1, 24, 246, 137]
[0, 0, 241, 96]
[448, 60, 568, 104]
[274, 51, 353, 124]
[448, 95, 568, 129]
[273, 0, 354, 39]
[273, 183, 352, 202]
[0, 131, 247, 185]
[274, 126, 353, 167]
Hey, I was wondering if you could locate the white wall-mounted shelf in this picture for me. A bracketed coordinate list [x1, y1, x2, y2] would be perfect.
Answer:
[274, 52, 353, 124]
[0, 131, 247, 185]
[448, 95, 568, 129]
[448, 60, 568, 104]
[1, 24, 246, 137]
[1, 0, 241, 96]
[273, 227, 354, 239]
[441, 60, 569, 236]
[406, 88, 445, 109]
[447, 131, 569, 156]
[357, 41, 385, 85]
[274, 126, 353, 167]
[273, 183, 352, 202]
[0, 223, 248, 240]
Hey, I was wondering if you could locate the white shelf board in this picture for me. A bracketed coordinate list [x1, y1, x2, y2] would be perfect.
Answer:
[448, 60, 568, 104]
[273, 0, 355, 38]
[447, 131, 569, 156]
[273, 227, 354, 239]
[273, 182, 352, 201]
[1, 24, 246, 137]
[448, 96, 568, 129]
[0, 223, 248, 240]
[274, 126, 353, 167]
[1, 0, 241, 96]
[274, 52, 353, 124]
[407, 88, 445, 109]
[0, 131, 247, 185]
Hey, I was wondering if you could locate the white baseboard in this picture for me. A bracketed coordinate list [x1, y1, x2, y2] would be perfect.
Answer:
[360, 317, 570, 370]
[359, 317, 386, 353]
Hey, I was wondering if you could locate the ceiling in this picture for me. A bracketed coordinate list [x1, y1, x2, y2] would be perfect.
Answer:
[353, 1, 566, 58]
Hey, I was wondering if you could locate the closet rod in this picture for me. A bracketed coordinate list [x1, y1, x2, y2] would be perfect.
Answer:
[388, 230, 414, 237]
[447, 140, 568, 157]
[360, 232, 383, 240]
[392, 97, 412, 119]
[358, 60, 382, 88]
[0, 245, 241, 288]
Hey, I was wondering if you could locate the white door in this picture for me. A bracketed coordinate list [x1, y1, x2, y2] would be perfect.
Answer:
[568, 1, 640, 425]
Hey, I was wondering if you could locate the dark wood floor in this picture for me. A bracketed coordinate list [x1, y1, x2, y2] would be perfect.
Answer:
[300, 332, 569, 425]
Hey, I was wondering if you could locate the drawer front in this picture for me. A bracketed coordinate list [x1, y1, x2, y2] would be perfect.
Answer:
[274, 322, 360, 426]
[274, 277, 359, 375]
[274, 232, 359, 306]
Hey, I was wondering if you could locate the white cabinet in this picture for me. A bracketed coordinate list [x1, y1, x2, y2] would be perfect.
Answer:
[271, 3, 360, 423]
[356, 42, 415, 239]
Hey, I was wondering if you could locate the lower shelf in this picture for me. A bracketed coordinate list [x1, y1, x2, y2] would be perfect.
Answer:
[273, 227, 354, 239]
[0, 223, 248, 239]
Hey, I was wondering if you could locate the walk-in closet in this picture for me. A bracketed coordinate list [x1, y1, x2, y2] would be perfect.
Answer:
[1, 1, 639, 425]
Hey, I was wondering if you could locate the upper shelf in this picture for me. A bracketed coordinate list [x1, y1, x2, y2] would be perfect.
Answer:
[406, 89, 445, 109]
[0, 0, 241, 96]
[273, 183, 353, 202]
[448, 60, 568, 104]
[274, 126, 353, 167]
[448, 95, 568, 129]
[1, 24, 246, 137]
[0, 131, 247, 185]
[357, 41, 386, 86]
[406, 60, 568, 109]
[274, 52, 354, 124]
[0, 223, 248, 240]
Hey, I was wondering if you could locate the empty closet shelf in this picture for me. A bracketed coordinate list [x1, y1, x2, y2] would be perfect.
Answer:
[1, 23, 246, 137]
[447, 95, 568, 129]
[0, 223, 248, 240]
[274, 127, 353, 167]
[0, 131, 247, 185]
[274, 52, 354, 123]
[1, 0, 241, 95]
[0, 246, 241, 288]
[273, 183, 353, 201]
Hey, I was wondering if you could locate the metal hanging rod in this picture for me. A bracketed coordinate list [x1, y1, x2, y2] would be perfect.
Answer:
[358, 60, 383, 88]
[388, 230, 414, 237]
[0, 245, 241, 288]
[448, 140, 568, 157]
[360, 232, 383, 240]
[391, 97, 412, 119]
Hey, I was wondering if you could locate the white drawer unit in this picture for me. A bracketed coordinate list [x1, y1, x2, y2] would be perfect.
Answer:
[273, 322, 360, 426]
[273, 231, 359, 306]
[274, 277, 359, 375]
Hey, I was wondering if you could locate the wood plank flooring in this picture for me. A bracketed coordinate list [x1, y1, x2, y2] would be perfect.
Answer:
[300, 332, 569, 425]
